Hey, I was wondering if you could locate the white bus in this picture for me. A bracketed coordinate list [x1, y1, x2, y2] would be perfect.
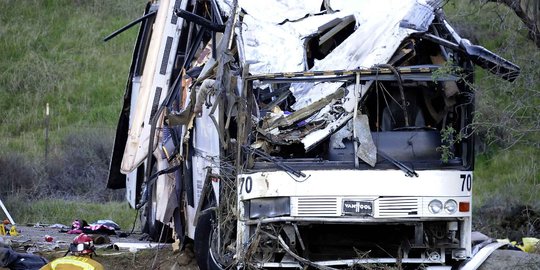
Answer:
[107, 0, 519, 269]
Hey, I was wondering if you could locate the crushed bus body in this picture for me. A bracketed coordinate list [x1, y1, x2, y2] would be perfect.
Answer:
[106, 0, 520, 269]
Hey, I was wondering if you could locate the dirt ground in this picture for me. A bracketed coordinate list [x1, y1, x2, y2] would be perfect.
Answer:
[1, 225, 197, 270]
[478, 250, 540, 270]
[2, 225, 540, 269]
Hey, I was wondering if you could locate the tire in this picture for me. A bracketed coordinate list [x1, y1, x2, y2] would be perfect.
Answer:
[194, 210, 223, 270]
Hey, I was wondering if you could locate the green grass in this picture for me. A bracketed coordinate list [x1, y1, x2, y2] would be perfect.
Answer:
[474, 146, 540, 207]
[2, 198, 138, 231]
[0, 0, 145, 156]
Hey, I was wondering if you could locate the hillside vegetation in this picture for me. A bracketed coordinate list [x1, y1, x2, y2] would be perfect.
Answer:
[0, 0, 538, 236]
[445, 1, 539, 208]
[0, 0, 144, 202]
[0, 0, 144, 155]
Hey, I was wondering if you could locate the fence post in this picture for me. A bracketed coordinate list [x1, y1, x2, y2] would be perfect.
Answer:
[45, 103, 50, 161]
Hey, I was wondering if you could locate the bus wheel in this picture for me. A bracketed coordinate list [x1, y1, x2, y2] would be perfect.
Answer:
[194, 209, 222, 270]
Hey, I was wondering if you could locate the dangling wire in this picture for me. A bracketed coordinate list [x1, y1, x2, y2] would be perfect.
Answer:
[376, 77, 380, 131]
[379, 82, 397, 127]
[377, 64, 409, 126]
[151, 222, 167, 269]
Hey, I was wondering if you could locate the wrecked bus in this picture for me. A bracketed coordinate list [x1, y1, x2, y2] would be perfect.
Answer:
[107, 0, 520, 268]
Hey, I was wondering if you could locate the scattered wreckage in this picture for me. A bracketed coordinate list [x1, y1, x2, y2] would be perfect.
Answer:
[106, 0, 520, 269]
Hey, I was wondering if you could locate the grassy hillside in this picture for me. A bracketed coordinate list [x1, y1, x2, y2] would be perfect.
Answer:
[0, 0, 145, 156]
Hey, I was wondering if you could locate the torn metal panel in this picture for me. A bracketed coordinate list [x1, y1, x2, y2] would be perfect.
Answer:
[218, 0, 322, 20]
[107, 2, 158, 190]
[300, 114, 353, 152]
[121, 0, 188, 174]
[239, 0, 323, 24]
[214, 0, 233, 17]
[290, 0, 436, 110]
[388, 39, 417, 66]
[256, 83, 356, 149]
[240, 7, 353, 75]
[241, 15, 304, 74]
[194, 79, 216, 115]
[265, 87, 346, 129]
[318, 15, 355, 46]
[191, 89, 221, 220]
[398, 0, 439, 32]
[438, 19, 521, 81]
[155, 158, 176, 223]
[329, 120, 352, 150]
[354, 114, 377, 167]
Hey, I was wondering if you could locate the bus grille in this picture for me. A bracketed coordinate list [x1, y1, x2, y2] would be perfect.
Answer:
[377, 197, 420, 217]
[292, 197, 338, 216]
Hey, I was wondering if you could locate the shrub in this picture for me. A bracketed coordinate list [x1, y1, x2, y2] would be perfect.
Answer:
[446, 1, 540, 152]
[1, 128, 123, 202]
[0, 152, 45, 198]
[474, 198, 540, 240]
[42, 128, 124, 202]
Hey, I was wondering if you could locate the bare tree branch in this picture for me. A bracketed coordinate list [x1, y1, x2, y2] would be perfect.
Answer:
[488, 0, 540, 48]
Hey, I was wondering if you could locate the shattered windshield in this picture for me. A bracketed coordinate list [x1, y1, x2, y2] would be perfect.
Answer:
[246, 67, 472, 171]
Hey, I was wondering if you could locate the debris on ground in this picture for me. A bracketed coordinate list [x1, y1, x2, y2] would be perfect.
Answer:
[0, 247, 48, 270]
[0, 225, 199, 270]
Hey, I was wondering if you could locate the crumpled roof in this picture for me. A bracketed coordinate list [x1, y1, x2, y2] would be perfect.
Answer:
[237, 0, 436, 108]
[217, 0, 441, 150]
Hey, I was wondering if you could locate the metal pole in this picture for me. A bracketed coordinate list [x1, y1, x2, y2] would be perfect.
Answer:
[0, 199, 15, 225]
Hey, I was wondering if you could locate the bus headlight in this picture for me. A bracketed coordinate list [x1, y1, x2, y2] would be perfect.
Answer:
[248, 197, 290, 219]
[444, 199, 458, 214]
[428, 200, 443, 214]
